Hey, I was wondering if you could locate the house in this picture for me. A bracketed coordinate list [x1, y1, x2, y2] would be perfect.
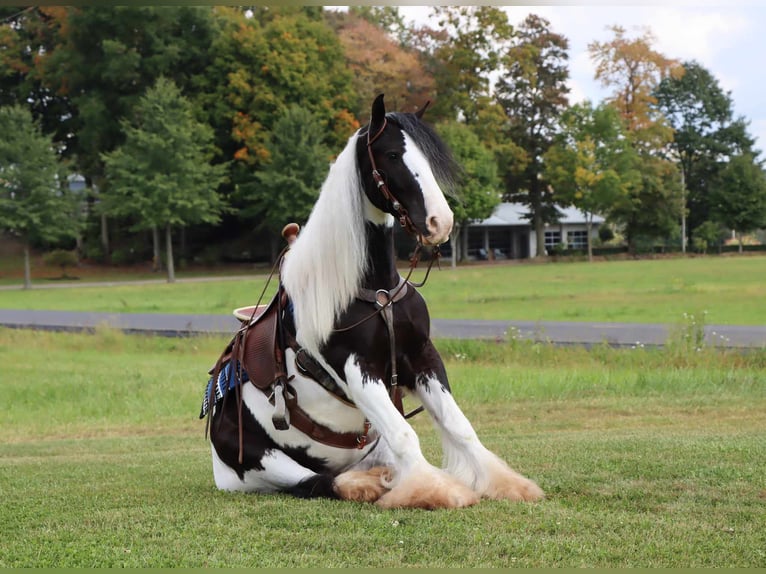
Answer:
[458, 202, 605, 260]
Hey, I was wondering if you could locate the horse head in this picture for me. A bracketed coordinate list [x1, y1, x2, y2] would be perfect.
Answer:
[357, 94, 456, 246]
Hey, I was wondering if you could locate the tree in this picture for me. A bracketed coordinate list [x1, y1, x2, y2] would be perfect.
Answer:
[654, 60, 757, 244]
[589, 25, 682, 148]
[435, 121, 502, 265]
[213, 6, 356, 168]
[0, 104, 80, 288]
[237, 105, 331, 259]
[710, 153, 766, 252]
[330, 10, 434, 120]
[589, 25, 684, 251]
[40, 6, 221, 256]
[544, 102, 639, 261]
[495, 14, 570, 257]
[102, 78, 227, 282]
[413, 6, 514, 125]
[0, 7, 72, 139]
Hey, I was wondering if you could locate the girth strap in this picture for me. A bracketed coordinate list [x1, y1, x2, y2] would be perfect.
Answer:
[280, 391, 377, 449]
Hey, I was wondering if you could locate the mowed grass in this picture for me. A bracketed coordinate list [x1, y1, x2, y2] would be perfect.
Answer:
[1, 328, 764, 567]
[1, 255, 765, 325]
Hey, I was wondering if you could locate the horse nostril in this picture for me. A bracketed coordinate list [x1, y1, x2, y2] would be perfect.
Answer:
[428, 216, 439, 231]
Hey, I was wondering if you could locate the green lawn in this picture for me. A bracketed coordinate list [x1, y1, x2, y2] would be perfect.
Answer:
[1, 328, 764, 567]
[1, 254, 766, 325]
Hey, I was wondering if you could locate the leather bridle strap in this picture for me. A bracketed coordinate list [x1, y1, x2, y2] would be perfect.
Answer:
[366, 118, 420, 238]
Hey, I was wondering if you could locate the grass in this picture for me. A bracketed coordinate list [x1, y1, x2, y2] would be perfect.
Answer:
[1, 328, 764, 567]
[1, 254, 765, 325]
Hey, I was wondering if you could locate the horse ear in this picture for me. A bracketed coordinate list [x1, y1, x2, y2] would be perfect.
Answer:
[415, 99, 431, 119]
[370, 93, 386, 134]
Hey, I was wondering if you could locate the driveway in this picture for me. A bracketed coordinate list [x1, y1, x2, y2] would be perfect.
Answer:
[0, 308, 763, 349]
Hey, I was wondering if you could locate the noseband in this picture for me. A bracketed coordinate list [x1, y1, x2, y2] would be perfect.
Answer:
[366, 118, 420, 239]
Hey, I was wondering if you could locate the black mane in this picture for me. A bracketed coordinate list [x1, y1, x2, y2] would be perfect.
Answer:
[386, 112, 461, 196]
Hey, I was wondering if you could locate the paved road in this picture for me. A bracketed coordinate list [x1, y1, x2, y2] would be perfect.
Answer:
[0, 308, 763, 349]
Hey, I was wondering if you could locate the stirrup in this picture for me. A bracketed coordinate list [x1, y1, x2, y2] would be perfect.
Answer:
[271, 380, 290, 431]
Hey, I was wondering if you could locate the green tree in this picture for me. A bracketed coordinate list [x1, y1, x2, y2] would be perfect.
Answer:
[211, 6, 355, 168]
[237, 105, 331, 259]
[710, 153, 766, 252]
[495, 14, 570, 258]
[654, 60, 757, 245]
[41, 6, 221, 256]
[545, 102, 639, 261]
[0, 104, 80, 288]
[414, 6, 514, 125]
[436, 121, 502, 265]
[205, 7, 356, 244]
[589, 24, 684, 251]
[102, 78, 227, 283]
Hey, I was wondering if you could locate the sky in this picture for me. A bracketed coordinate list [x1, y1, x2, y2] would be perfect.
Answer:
[391, 4, 766, 153]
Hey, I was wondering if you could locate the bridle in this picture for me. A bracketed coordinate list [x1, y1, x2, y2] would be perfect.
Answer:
[366, 116, 421, 239]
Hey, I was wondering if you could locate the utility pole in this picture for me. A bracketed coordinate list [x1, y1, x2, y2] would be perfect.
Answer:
[680, 166, 686, 253]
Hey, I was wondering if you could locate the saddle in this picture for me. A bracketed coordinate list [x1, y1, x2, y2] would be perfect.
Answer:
[206, 285, 374, 453]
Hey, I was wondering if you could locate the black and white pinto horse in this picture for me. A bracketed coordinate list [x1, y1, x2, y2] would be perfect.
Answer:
[202, 94, 543, 509]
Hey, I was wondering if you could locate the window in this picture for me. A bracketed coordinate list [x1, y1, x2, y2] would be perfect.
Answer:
[544, 231, 561, 253]
[567, 230, 588, 250]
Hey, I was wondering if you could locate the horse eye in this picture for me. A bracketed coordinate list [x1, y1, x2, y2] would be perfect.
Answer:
[387, 152, 400, 161]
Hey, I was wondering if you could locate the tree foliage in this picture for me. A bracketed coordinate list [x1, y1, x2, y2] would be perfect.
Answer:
[589, 25, 684, 250]
[331, 10, 434, 119]
[545, 102, 638, 259]
[101, 78, 226, 282]
[710, 153, 766, 251]
[654, 60, 757, 238]
[495, 14, 570, 257]
[42, 6, 220, 182]
[589, 25, 682, 149]
[436, 121, 501, 264]
[239, 105, 332, 237]
[415, 6, 513, 125]
[0, 104, 80, 287]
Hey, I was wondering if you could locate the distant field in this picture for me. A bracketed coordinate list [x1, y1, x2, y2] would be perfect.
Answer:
[1, 254, 765, 325]
[1, 329, 763, 567]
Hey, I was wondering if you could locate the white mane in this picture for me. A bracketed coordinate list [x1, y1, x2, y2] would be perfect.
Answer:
[281, 132, 370, 358]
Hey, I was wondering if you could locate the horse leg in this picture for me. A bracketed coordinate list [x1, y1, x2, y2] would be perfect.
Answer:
[412, 342, 544, 502]
[210, 386, 389, 502]
[339, 355, 479, 509]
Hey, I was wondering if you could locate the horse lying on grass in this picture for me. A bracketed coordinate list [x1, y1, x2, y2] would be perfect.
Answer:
[201, 94, 543, 509]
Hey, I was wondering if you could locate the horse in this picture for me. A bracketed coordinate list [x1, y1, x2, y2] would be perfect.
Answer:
[200, 94, 544, 509]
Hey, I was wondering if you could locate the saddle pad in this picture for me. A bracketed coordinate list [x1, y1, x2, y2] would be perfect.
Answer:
[199, 359, 247, 419]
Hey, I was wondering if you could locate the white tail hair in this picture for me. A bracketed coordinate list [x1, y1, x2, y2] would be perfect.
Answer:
[281, 132, 369, 357]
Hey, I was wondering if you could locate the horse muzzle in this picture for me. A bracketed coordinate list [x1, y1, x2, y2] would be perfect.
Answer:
[421, 212, 454, 246]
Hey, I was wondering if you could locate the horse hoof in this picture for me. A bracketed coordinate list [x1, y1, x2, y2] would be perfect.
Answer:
[375, 469, 480, 510]
[334, 466, 391, 503]
[482, 460, 545, 502]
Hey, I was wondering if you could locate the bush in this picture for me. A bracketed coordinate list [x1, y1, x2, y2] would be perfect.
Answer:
[691, 221, 725, 254]
[598, 225, 615, 243]
[43, 249, 79, 278]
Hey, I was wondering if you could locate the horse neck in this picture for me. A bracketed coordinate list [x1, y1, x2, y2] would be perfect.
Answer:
[362, 222, 399, 291]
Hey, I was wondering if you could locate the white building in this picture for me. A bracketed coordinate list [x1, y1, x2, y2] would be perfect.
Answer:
[460, 202, 605, 259]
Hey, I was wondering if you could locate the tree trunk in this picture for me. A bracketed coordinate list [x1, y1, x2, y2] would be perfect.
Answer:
[534, 210, 545, 257]
[152, 226, 162, 272]
[100, 213, 109, 259]
[738, 231, 743, 253]
[451, 226, 460, 269]
[587, 214, 593, 263]
[165, 224, 176, 283]
[22, 244, 32, 290]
